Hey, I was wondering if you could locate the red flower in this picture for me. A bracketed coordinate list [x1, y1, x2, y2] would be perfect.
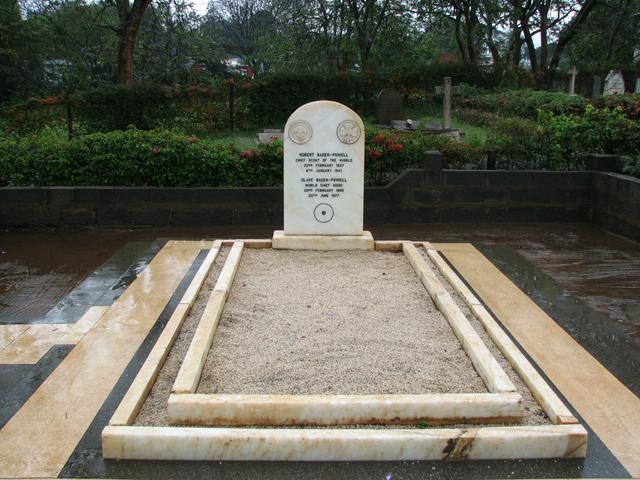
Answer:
[373, 133, 385, 144]
[149, 147, 159, 155]
[240, 149, 255, 158]
[270, 136, 280, 141]
[389, 143, 404, 152]
[369, 149, 383, 160]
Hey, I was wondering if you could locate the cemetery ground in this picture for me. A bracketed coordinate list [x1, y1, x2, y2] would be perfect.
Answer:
[0, 223, 639, 479]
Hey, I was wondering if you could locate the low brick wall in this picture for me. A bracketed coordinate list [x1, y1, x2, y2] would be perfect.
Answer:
[592, 172, 640, 240]
[0, 169, 598, 228]
[366, 169, 592, 224]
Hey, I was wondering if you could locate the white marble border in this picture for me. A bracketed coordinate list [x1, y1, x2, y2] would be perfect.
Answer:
[103, 239, 588, 461]
[167, 392, 523, 426]
[172, 241, 244, 394]
[423, 243, 578, 425]
[102, 424, 587, 461]
[403, 242, 517, 394]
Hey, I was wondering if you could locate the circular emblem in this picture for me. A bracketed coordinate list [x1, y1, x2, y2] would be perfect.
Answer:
[336, 120, 361, 144]
[314, 203, 334, 223]
[288, 120, 313, 144]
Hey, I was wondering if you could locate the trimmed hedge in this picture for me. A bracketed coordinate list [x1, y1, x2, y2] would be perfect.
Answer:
[458, 90, 588, 119]
[458, 89, 640, 121]
[0, 127, 484, 187]
[455, 104, 640, 170]
[1, 66, 498, 135]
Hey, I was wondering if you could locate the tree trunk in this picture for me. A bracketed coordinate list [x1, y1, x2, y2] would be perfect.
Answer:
[511, 22, 522, 68]
[115, 0, 151, 85]
[117, 32, 136, 85]
[545, 0, 599, 85]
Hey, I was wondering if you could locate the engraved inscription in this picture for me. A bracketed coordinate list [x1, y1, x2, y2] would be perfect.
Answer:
[337, 120, 360, 144]
[288, 120, 313, 144]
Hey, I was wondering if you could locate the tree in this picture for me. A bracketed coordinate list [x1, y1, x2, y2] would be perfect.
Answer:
[345, 0, 405, 71]
[511, 0, 600, 86]
[104, 0, 152, 84]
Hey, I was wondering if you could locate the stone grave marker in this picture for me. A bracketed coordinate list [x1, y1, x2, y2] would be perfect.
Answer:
[568, 66, 578, 95]
[376, 89, 403, 125]
[272, 100, 372, 250]
[435, 77, 461, 129]
[592, 75, 602, 97]
[604, 70, 625, 95]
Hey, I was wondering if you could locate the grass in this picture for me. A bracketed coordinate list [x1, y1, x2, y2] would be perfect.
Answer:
[406, 105, 489, 143]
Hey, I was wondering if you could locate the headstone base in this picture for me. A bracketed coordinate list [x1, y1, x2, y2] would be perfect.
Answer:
[272, 230, 374, 251]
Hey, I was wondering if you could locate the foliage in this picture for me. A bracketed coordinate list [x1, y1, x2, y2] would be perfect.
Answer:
[73, 83, 176, 131]
[0, 125, 489, 187]
[484, 117, 548, 169]
[247, 66, 497, 125]
[0, 127, 268, 187]
[458, 90, 588, 119]
[539, 106, 640, 169]
[620, 156, 640, 178]
[591, 94, 640, 121]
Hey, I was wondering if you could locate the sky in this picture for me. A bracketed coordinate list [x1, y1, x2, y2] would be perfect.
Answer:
[192, 0, 208, 15]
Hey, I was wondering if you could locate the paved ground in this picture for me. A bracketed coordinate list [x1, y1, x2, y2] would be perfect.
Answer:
[0, 222, 638, 479]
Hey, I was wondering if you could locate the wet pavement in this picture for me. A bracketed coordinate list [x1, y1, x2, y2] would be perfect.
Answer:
[2, 223, 639, 338]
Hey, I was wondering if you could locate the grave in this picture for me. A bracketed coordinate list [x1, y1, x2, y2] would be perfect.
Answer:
[592, 75, 602, 97]
[568, 66, 578, 96]
[435, 77, 461, 130]
[256, 128, 283, 144]
[272, 101, 374, 250]
[604, 70, 625, 95]
[376, 88, 404, 125]
[99, 100, 588, 464]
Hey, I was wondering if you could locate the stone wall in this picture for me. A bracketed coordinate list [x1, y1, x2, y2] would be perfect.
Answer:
[0, 169, 594, 226]
[592, 172, 640, 240]
[365, 170, 592, 224]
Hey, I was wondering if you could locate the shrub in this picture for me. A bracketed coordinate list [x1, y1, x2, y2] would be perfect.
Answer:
[0, 126, 489, 187]
[539, 106, 640, 170]
[590, 94, 640, 121]
[458, 89, 588, 119]
[620, 156, 640, 178]
[484, 117, 547, 169]
[72, 83, 176, 132]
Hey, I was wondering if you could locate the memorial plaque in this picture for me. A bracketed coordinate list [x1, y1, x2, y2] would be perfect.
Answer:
[376, 89, 403, 125]
[283, 100, 364, 235]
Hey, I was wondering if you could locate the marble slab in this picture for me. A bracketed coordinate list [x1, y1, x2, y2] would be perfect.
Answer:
[102, 424, 587, 461]
[167, 392, 523, 426]
[272, 230, 373, 250]
[283, 101, 365, 235]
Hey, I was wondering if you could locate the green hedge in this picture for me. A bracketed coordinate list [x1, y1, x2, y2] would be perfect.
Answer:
[458, 90, 588, 119]
[0, 127, 484, 187]
[458, 89, 640, 121]
[0, 66, 499, 135]
[456, 104, 640, 170]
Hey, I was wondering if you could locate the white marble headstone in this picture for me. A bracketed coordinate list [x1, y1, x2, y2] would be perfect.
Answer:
[604, 70, 625, 95]
[283, 101, 364, 235]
